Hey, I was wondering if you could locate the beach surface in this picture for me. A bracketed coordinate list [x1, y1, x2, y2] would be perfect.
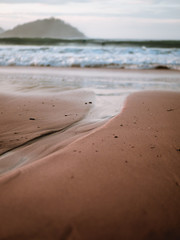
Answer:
[0, 89, 104, 175]
[0, 90, 180, 239]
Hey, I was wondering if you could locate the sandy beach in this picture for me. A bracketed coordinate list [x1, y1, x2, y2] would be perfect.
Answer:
[0, 88, 180, 239]
[0, 4, 180, 238]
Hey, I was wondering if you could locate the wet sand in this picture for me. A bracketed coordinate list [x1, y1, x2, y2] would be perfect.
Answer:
[0, 90, 103, 175]
[0, 91, 180, 239]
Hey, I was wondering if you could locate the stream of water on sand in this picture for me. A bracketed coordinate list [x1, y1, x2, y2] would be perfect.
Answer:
[0, 67, 180, 121]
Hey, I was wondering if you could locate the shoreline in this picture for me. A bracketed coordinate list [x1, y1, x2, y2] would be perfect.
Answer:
[1, 65, 180, 73]
[0, 91, 180, 239]
[0, 66, 179, 96]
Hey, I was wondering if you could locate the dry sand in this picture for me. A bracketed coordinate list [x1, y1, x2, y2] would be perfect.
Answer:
[0, 91, 180, 239]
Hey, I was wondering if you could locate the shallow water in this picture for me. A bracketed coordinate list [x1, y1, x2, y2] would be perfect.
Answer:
[0, 67, 180, 121]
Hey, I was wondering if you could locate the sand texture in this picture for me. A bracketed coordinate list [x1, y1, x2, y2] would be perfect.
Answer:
[0, 90, 102, 175]
[0, 91, 180, 239]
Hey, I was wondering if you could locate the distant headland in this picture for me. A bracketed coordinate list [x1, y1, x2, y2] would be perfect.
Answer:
[0, 18, 86, 39]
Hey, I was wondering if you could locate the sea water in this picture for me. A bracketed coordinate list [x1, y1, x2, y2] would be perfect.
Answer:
[0, 38, 180, 69]
[0, 67, 180, 122]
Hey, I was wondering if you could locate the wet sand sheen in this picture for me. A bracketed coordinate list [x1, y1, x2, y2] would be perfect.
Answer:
[0, 91, 180, 239]
[0, 90, 105, 175]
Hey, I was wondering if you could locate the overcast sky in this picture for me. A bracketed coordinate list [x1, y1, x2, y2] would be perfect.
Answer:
[0, 0, 180, 39]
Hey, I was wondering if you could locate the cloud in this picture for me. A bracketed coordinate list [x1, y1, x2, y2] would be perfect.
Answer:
[0, 0, 90, 3]
[1, 0, 179, 39]
[0, 0, 180, 5]
[1, 0, 180, 8]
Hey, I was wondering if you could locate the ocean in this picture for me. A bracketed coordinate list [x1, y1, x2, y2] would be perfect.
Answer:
[0, 38, 180, 69]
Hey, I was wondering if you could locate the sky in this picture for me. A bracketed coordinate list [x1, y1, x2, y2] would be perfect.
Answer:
[0, 0, 180, 39]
